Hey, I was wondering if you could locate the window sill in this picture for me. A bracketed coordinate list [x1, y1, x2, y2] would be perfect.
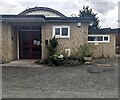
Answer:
[88, 41, 110, 43]
[55, 36, 70, 38]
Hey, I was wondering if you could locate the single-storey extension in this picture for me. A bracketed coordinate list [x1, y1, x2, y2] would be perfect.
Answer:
[0, 7, 116, 63]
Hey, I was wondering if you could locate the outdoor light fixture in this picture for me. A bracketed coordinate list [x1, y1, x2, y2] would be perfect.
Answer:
[89, 22, 93, 26]
[77, 22, 81, 27]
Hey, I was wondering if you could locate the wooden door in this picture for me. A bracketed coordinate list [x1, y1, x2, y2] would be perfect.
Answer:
[19, 31, 41, 59]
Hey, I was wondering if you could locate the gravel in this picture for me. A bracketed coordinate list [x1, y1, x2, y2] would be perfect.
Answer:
[2, 58, 118, 98]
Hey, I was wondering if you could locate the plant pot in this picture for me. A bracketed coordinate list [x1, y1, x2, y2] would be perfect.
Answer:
[84, 57, 92, 61]
[53, 59, 64, 66]
[84, 57, 92, 64]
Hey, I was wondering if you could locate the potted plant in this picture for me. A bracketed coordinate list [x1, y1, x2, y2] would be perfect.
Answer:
[79, 44, 95, 64]
[52, 54, 65, 66]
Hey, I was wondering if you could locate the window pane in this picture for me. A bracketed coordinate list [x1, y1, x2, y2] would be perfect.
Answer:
[88, 36, 97, 41]
[55, 28, 60, 35]
[62, 28, 68, 36]
[88, 37, 94, 41]
[88, 36, 103, 41]
[104, 37, 108, 41]
[98, 36, 103, 41]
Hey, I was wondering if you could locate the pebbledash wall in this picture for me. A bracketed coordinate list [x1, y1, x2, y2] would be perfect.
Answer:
[0, 7, 116, 63]
[42, 23, 88, 59]
[1, 22, 17, 63]
[90, 34, 116, 58]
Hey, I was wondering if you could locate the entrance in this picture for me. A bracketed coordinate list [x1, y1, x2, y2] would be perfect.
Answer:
[19, 30, 41, 59]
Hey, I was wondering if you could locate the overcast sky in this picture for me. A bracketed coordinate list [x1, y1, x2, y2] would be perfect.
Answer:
[0, 0, 119, 28]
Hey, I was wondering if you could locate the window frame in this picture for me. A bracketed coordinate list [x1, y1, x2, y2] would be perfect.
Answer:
[88, 35, 110, 43]
[53, 26, 70, 38]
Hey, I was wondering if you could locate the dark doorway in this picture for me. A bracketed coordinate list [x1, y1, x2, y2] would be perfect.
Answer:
[19, 30, 41, 59]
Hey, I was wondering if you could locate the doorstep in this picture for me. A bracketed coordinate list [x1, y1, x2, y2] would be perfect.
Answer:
[0, 59, 44, 68]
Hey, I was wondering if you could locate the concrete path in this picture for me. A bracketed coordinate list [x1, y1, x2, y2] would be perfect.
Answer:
[1, 60, 43, 68]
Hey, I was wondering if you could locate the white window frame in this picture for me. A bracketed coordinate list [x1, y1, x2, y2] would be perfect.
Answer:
[88, 35, 110, 43]
[53, 26, 70, 38]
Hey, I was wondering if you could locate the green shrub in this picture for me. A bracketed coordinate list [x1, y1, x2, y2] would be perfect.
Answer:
[52, 54, 65, 66]
[47, 36, 58, 57]
[78, 44, 95, 63]
[46, 36, 65, 66]
[79, 44, 95, 57]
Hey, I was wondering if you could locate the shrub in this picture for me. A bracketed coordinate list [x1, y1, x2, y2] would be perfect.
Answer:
[78, 44, 95, 63]
[79, 44, 95, 57]
[52, 54, 65, 66]
[46, 36, 65, 66]
[47, 36, 58, 57]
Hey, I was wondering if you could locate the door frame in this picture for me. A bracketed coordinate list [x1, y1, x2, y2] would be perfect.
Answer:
[18, 29, 42, 59]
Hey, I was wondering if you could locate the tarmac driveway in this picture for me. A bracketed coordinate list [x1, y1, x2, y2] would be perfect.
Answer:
[2, 59, 118, 98]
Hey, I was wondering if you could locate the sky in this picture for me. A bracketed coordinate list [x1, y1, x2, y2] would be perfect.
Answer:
[0, 0, 119, 28]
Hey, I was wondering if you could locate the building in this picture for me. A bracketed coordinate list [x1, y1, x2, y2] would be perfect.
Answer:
[114, 28, 120, 54]
[0, 7, 116, 63]
[89, 28, 117, 58]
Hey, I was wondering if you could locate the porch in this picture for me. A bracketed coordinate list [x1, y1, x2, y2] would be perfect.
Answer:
[1, 15, 45, 63]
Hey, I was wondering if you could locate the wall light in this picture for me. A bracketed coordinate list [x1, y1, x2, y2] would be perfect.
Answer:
[77, 22, 81, 27]
[89, 22, 93, 26]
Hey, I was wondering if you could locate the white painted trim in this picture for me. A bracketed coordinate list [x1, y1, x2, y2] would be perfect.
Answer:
[17, 27, 19, 59]
[53, 26, 70, 38]
[88, 34, 110, 43]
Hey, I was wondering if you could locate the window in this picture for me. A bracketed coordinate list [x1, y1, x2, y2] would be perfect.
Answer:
[62, 28, 68, 36]
[104, 36, 108, 41]
[88, 35, 110, 43]
[53, 26, 70, 38]
[55, 28, 60, 35]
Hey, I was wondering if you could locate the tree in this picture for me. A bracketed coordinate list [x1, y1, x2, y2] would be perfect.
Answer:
[47, 36, 58, 56]
[78, 6, 100, 30]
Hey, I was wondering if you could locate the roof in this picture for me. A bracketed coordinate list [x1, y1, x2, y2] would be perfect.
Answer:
[0, 15, 45, 26]
[0, 7, 95, 24]
[0, 15, 95, 23]
[89, 28, 120, 34]
[45, 16, 95, 23]
[1, 15, 45, 18]
[19, 7, 66, 17]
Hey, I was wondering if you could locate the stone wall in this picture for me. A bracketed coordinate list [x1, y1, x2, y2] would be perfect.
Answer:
[91, 34, 116, 58]
[1, 22, 116, 63]
[42, 22, 89, 59]
[1, 22, 17, 63]
[42, 23, 116, 59]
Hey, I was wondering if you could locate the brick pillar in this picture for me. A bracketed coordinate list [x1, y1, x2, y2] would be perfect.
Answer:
[2, 22, 12, 63]
[41, 25, 47, 60]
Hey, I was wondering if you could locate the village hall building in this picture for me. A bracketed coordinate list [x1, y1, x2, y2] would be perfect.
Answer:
[0, 7, 116, 63]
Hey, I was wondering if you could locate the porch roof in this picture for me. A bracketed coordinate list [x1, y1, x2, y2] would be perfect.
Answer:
[0, 15, 94, 24]
[0, 15, 45, 26]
